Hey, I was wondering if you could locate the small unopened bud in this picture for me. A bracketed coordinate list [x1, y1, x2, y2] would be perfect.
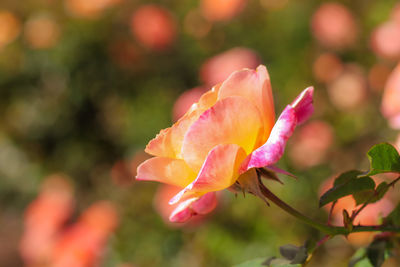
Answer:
[342, 209, 353, 232]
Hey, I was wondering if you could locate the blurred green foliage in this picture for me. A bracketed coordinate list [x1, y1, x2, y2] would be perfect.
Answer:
[1, 0, 400, 266]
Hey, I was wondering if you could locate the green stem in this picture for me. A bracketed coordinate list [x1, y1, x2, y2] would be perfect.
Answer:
[258, 182, 400, 236]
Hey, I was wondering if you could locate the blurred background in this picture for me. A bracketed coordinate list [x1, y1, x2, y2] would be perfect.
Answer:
[1, 0, 400, 266]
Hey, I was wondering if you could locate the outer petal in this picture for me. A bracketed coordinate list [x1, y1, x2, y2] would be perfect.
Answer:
[169, 198, 196, 223]
[181, 96, 263, 171]
[169, 192, 217, 223]
[191, 192, 217, 215]
[291, 87, 314, 124]
[239, 87, 314, 173]
[136, 157, 196, 188]
[145, 85, 220, 158]
[218, 65, 275, 142]
[171, 144, 247, 204]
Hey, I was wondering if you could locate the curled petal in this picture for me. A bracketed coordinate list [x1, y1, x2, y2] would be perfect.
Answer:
[169, 192, 217, 223]
[171, 144, 247, 204]
[218, 65, 275, 142]
[136, 157, 196, 188]
[191, 192, 217, 215]
[239, 87, 314, 172]
[239, 106, 296, 172]
[182, 96, 263, 171]
[145, 85, 220, 158]
[169, 198, 196, 223]
[291, 86, 314, 124]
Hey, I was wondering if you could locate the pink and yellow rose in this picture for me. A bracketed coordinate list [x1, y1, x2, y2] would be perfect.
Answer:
[136, 65, 314, 222]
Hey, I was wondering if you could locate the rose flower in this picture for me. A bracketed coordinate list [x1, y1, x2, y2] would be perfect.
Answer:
[136, 65, 314, 222]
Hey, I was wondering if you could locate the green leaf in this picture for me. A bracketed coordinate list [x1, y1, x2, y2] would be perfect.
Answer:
[350, 257, 373, 267]
[385, 203, 400, 226]
[367, 143, 400, 176]
[353, 182, 390, 206]
[319, 171, 376, 207]
[279, 244, 308, 264]
[366, 239, 387, 267]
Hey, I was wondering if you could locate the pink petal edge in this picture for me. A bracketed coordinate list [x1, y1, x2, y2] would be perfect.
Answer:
[239, 87, 314, 173]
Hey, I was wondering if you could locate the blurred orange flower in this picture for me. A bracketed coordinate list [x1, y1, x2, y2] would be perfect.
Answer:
[320, 177, 394, 246]
[137, 65, 314, 222]
[20, 175, 118, 267]
[381, 63, 400, 129]
[130, 5, 176, 51]
[0, 10, 21, 49]
[65, 0, 121, 18]
[311, 3, 358, 49]
[20, 175, 74, 265]
[201, 0, 247, 22]
[51, 202, 118, 267]
[312, 53, 343, 84]
[24, 14, 61, 50]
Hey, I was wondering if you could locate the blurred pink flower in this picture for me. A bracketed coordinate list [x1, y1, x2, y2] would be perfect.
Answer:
[200, 47, 260, 86]
[288, 120, 334, 169]
[20, 176, 118, 267]
[327, 66, 367, 111]
[137, 65, 314, 222]
[381, 63, 400, 129]
[201, 0, 247, 22]
[320, 177, 394, 246]
[130, 5, 176, 51]
[172, 87, 208, 122]
[370, 21, 400, 60]
[311, 3, 358, 49]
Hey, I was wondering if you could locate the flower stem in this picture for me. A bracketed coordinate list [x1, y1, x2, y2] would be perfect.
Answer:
[259, 182, 334, 234]
[258, 182, 400, 236]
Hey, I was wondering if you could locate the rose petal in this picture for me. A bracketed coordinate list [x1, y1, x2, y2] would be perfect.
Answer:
[171, 144, 246, 204]
[239, 106, 296, 172]
[145, 85, 220, 158]
[291, 87, 314, 124]
[136, 157, 196, 188]
[182, 96, 263, 171]
[218, 65, 275, 142]
[239, 87, 314, 172]
[191, 192, 217, 215]
[168, 192, 217, 223]
[169, 198, 196, 223]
